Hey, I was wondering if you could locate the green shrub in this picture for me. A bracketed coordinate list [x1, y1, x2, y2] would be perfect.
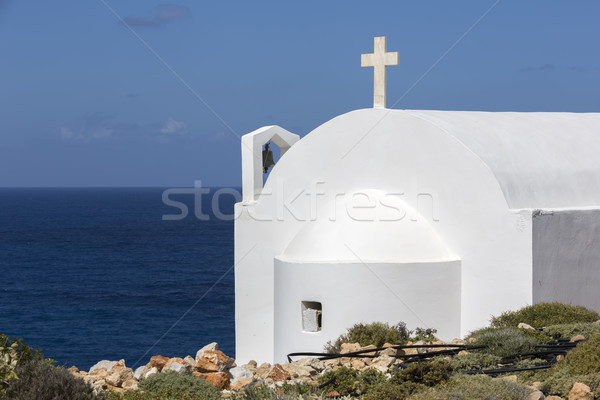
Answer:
[544, 322, 600, 340]
[317, 366, 359, 396]
[447, 352, 502, 371]
[324, 322, 410, 353]
[361, 381, 423, 400]
[391, 359, 453, 387]
[491, 302, 599, 329]
[3, 359, 100, 400]
[468, 327, 538, 357]
[137, 370, 220, 399]
[409, 374, 533, 400]
[411, 328, 438, 343]
[356, 368, 387, 392]
[0, 334, 44, 388]
[564, 333, 600, 375]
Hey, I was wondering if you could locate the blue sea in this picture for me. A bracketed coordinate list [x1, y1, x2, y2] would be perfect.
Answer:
[0, 187, 237, 371]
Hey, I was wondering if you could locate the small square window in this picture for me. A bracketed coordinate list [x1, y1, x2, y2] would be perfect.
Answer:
[301, 301, 322, 332]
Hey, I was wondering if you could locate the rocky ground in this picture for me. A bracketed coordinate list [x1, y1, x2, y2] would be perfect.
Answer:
[70, 338, 594, 400]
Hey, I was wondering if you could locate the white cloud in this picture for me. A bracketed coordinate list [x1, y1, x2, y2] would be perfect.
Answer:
[160, 117, 188, 135]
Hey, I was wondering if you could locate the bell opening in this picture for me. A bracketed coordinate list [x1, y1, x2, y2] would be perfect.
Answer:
[262, 141, 281, 185]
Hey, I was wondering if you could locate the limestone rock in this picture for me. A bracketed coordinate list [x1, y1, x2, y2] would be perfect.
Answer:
[164, 361, 189, 373]
[68, 366, 80, 373]
[230, 378, 253, 390]
[518, 323, 536, 330]
[133, 365, 146, 380]
[266, 364, 291, 381]
[295, 357, 325, 372]
[371, 355, 394, 373]
[229, 366, 254, 382]
[184, 355, 196, 368]
[144, 367, 158, 379]
[546, 396, 563, 400]
[89, 368, 109, 378]
[194, 371, 230, 390]
[89, 360, 118, 373]
[529, 390, 545, 400]
[351, 359, 366, 370]
[195, 350, 235, 373]
[568, 382, 593, 400]
[105, 372, 123, 387]
[195, 342, 219, 361]
[254, 362, 272, 379]
[340, 343, 361, 354]
[571, 335, 586, 342]
[282, 363, 313, 379]
[149, 355, 169, 371]
[122, 378, 138, 391]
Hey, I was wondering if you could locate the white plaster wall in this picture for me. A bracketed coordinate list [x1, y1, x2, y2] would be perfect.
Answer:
[532, 209, 600, 311]
[273, 260, 461, 363]
[235, 109, 534, 364]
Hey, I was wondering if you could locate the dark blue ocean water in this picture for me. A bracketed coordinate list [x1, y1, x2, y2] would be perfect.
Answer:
[0, 187, 238, 371]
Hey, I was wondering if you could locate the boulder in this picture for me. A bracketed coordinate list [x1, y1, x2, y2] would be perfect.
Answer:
[295, 358, 325, 373]
[340, 343, 361, 354]
[266, 364, 291, 381]
[144, 367, 158, 379]
[568, 382, 593, 400]
[184, 355, 196, 368]
[229, 366, 254, 381]
[230, 378, 253, 390]
[133, 365, 146, 380]
[105, 372, 123, 387]
[195, 342, 219, 361]
[194, 372, 230, 390]
[529, 390, 545, 400]
[195, 350, 235, 373]
[571, 335, 586, 343]
[163, 361, 189, 373]
[122, 378, 138, 391]
[89, 368, 110, 378]
[254, 363, 272, 379]
[149, 355, 170, 371]
[68, 366, 80, 373]
[370, 355, 395, 373]
[518, 323, 536, 330]
[89, 360, 118, 373]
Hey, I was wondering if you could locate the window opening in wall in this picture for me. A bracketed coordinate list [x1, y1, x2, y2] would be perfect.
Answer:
[301, 301, 322, 332]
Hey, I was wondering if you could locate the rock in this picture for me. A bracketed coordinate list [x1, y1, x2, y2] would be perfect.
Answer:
[532, 382, 543, 390]
[68, 366, 80, 373]
[122, 378, 138, 391]
[546, 396, 563, 400]
[89, 360, 118, 373]
[246, 360, 257, 368]
[371, 355, 395, 373]
[568, 382, 593, 400]
[458, 350, 469, 356]
[282, 363, 313, 379]
[163, 361, 189, 373]
[529, 390, 545, 400]
[195, 342, 219, 361]
[195, 350, 235, 373]
[230, 378, 253, 390]
[381, 347, 397, 357]
[254, 363, 272, 379]
[184, 355, 196, 368]
[556, 355, 565, 362]
[360, 344, 378, 356]
[351, 359, 366, 370]
[111, 359, 126, 369]
[112, 365, 134, 380]
[194, 372, 230, 390]
[295, 358, 325, 373]
[133, 365, 146, 380]
[326, 391, 340, 397]
[105, 372, 123, 387]
[229, 366, 254, 381]
[571, 335, 586, 343]
[144, 367, 158, 379]
[89, 368, 110, 378]
[323, 358, 341, 368]
[451, 338, 465, 344]
[340, 343, 361, 354]
[149, 355, 170, 371]
[266, 364, 291, 381]
[518, 323, 536, 330]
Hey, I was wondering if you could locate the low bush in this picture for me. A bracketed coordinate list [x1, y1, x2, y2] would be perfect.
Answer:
[317, 366, 359, 396]
[361, 381, 422, 400]
[468, 327, 538, 357]
[491, 302, 599, 329]
[391, 359, 453, 388]
[3, 359, 99, 400]
[410, 328, 438, 342]
[137, 370, 220, 400]
[409, 374, 533, 400]
[324, 322, 410, 353]
[544, 322, 600, 340]
[564, 333, 600, 375]
[447, 352, 502, 372]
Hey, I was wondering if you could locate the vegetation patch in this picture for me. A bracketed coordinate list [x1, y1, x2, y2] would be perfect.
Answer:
[467, 327, 538, 357]
[544, 322, 600, 340]
[324, 322, 411, 353]
[491, 302, 599, 329]
[409, 374, 533, 400]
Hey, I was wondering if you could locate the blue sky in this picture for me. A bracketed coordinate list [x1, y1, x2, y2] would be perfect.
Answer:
[0, 1, 599, 187]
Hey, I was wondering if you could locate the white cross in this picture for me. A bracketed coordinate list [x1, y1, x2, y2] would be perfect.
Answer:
[361, 36, 399, 109]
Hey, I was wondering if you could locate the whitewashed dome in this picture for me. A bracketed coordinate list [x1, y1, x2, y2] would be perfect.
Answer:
[277, 189, 454, 263]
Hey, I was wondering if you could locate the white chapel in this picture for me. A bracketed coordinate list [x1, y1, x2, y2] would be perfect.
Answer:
[234, 37, 600, 364]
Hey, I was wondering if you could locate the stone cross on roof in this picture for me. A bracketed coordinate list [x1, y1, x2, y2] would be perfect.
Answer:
[361, 36, 399, 109]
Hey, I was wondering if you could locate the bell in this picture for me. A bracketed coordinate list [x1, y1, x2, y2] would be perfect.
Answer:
[262, 142, 276, 173]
